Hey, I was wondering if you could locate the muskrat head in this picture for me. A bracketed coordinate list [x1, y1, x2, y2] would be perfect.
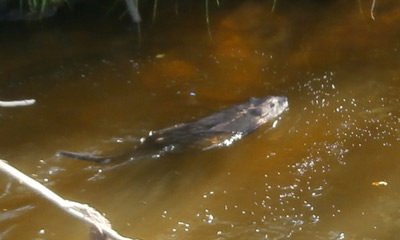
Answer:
[249, 96, 289, 122]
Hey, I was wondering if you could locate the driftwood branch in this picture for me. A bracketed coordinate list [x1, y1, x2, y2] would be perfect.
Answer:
[124, 0, 141, 23]
[0, 99, 36, 107]
[370, 0, 376, 20]
[0, 160, 135, 240]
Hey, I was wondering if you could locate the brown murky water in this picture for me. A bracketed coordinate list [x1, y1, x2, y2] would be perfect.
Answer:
[1, 0, 400, 239]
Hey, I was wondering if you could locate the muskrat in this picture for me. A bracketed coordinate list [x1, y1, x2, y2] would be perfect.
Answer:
[58, 96, 288, 163]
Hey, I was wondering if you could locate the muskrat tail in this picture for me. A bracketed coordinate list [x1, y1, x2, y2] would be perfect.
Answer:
[57, 151, 111, 164]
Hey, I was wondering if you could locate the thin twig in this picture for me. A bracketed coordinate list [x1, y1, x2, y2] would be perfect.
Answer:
[124, 0, 141, 23]
[0, 99, 35, 107]
[370, 0, 376, 20]
[271, 0, 277, 13]
[124, 0, 141, 44]
[358, 0, 363, 15]
[152, 0, 157, 22]
[205, 0, 213, 40]
[0, 160, 135, 240]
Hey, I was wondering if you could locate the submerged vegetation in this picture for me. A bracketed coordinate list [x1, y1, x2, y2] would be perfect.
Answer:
[0, 0, 379, 23]
[0, 0, 65, 21]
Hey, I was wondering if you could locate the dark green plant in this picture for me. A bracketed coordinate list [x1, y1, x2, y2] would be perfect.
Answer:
[19, 0, 66, 19]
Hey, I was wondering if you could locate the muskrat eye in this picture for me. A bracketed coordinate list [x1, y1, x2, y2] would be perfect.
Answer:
[269, 103, 275, 108]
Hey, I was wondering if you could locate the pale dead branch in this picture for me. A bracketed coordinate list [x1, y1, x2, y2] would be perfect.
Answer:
[0, 160, 135, 240]
[370, 0, 376, 20]
[0, 99, 36, 107]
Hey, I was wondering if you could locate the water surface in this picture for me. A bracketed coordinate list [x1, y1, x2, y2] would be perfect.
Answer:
[1, 1, 400, 239]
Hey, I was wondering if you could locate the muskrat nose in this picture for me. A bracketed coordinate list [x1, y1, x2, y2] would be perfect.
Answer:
[276, 96, 288, 107]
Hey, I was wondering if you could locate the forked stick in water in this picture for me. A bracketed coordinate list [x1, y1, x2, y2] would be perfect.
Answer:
[0, 160, 135, 240]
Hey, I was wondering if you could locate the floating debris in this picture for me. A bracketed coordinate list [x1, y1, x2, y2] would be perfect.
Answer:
[372, 181, 388, 187]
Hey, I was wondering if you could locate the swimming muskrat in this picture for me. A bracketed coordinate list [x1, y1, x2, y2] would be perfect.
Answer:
[58, 96, 288, 163]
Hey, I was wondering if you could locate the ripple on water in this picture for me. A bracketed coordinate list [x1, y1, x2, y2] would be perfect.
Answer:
[162, 71, 400, 239]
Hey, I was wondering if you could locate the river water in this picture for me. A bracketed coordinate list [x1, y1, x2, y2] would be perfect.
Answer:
[1, 0, 400, 239]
